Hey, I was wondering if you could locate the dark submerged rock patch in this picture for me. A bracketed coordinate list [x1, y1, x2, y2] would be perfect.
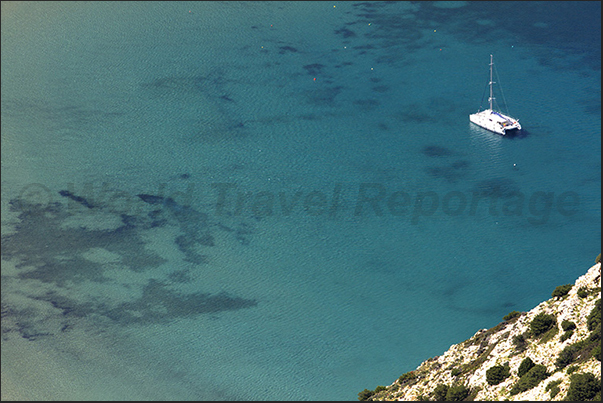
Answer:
[1, 189, 257, 341]
[422, 145, 455, 158]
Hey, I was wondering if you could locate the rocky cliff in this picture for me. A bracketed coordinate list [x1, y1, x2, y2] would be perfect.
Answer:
[360, 261, 601, 401]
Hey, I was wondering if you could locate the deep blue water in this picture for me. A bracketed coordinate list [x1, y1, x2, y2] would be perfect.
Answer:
[1, 1, 600, 400]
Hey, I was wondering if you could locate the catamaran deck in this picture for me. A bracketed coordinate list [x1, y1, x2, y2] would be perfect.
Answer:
[469, 109, 521, 135]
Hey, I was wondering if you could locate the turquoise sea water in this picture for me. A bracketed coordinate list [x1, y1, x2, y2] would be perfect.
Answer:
[1, 1, 600, 400]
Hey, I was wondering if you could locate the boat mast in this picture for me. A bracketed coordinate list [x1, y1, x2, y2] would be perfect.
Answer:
[488, 54, 494, 111]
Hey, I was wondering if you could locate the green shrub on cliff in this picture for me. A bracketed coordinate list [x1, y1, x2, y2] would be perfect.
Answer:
[560, 320, 576, 342]
[512, 332, 528, 352]
[509, 364, 549, 395]
[556, 343, 580, 368]
[517, 357, 535, 378]
[587, 299, 601, 331]
[433, 384, 449, 401]
[357, 385, 387, 401]
[590, 322, 600, 340]
[560, 329, 574, 342]
[592, 344, 601, 361]
[562, 320, 576, 331]
[398, 371, 416, 384]
[486, 363, 510, 385]
[565, 372, 601, 401]
[545, 379, 562, 399]
[596, 253, 601, 264]
[431, 383, 470, 401]
[445, 385, 470, 401]
[551, 284, 573, 298]
[503, 310, 521, 321]
[357, 389, 374, 401]
[530, 312, 556, 337]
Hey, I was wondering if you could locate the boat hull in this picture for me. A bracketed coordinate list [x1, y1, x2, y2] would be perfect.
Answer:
[469, 109, 521, 136]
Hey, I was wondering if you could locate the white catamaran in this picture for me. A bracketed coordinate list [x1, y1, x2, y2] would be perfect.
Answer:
[469, 55, 521, 136]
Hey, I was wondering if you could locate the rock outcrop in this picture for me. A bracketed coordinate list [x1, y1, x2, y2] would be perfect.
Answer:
[361, 262, 601, 401]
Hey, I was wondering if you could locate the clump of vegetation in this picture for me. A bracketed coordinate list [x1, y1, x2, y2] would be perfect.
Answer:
[530, 312, 556, 337]
[433, 384, 449, 401]
[357, 385, 387, 401]
[596, 252, 601, 264]
[562, 320, 576, 331]
[560, 319, 577, 342]
[587, 299, 601, 332]
[466, 387, 481, 401]
[556, 308, 600, 367]
[566, 365, 579, 374]
[398, 371, 416, 385]
[431, 383, 470, 401]
[592, 344, 601, 361]
[551, 284, 573, 298]
[517, 357, 535, 378]
[538, 324, 559, 344]
[455, 343, 496, 378]
[450, 368, 461, 377]
[509, 364, 549, 395]
[486, 363, 510, 385]
[545, 379, 562, 399]
[560, 329, 574, 342]
[357, 389, 374, 401]
[445, 385, 470, 401]
[512, 332, 528, 352]
[556, 343, 581, 369]
[577, 287, 589, 298]
[565, 372, 601, 401]
[590, 322, 600, 342]
[503, 310, 522, 321]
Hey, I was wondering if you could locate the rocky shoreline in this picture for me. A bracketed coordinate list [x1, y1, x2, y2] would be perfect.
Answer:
[360, 259, 601, 401]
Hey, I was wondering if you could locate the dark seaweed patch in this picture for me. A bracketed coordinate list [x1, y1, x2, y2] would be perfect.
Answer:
[425, 160, 470, 183]
[352, 44, 375, 50]
[422, 145, 455, 157]
[305, 85, 344, 106]
[175, 235, 208, 264]
[1, 188, 257, 341]
[335, 27, 357, 38]
[1, 98, 124, 133]
[398, 103, 437, 123]
[399, 97, 457, 124]
[278, 46, 298, 54]
[371, 85, 389, 93]
[140, 70, 248, 144]
[451, 160, 470, 170]
[219, 94, 235, 102]
[168, 269, 191, 284]
[138, 193, 166, 205]
[235, 223, 253, 246]
[303, 63, 326, 76]
[103, 280, 257, 325]
[58, 190, 95, 209]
